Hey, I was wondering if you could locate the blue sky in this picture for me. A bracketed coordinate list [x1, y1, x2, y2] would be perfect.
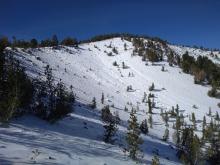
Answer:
[1, 0, 220, 48]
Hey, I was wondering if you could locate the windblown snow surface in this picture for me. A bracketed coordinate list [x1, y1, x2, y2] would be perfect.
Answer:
[0, 38, 220, 165]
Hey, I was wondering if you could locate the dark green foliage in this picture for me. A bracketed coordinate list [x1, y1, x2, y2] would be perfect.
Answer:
[30, 38, 38, 48]
[146, 49, 159, 62]
[179, 51, 220, 96]
[167, 51, 175, 66]
[0, 46, 33, 122]
[126, 108, 143, 160]
[33, 66, 74, 122]
[90, 97, 96, 109]
[47, 80, 72, 122]
[61, 37, 78, 46]
[148, 114, 153, 128]
[0, 37, 10, 51]
[178, 127, 201, 165]
[162, 127, 169, 141]
[113, 61, 118, 66]
[101, 105, 119, 143]
[206, 130, 220, 164]
[40, 35, 59, 47]
[181, 51, 195, 73]
[51, 35, 59, 46]
[140, 119, 148, 134]
[148, 98, 152, 114]
[208, 87, 217, 97]
[11, 36, 31, 48]
[124, 43, 127, 50]
[101, 92, 104, 104]
[149, 83, 155, 91]
[112, 47, 118, 54]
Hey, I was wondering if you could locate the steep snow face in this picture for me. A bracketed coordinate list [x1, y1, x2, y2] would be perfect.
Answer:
[169, 44, 220, 64]
[1, 37, 219, 164]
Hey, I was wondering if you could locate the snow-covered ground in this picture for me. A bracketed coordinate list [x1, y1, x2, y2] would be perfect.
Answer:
[1, 37, 219, 164]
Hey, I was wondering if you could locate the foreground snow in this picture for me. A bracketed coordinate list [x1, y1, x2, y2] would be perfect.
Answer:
[1, 38, 219, 164]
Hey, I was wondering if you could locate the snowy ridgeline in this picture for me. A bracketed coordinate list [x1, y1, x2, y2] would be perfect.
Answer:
[0, 37, 219, 165]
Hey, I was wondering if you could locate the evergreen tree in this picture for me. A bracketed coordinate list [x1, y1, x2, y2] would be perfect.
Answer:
[124, 43, 127, 50]
[51, 35, 59, 46]
[149, 83, 155, 91]
[163, 112, 169, 126]
[126, 108, 143, 160]
[207, 132, 220, 164]
[30, 38, 38, 48]
[178, 127, 201, 165]
[161, 65, 165, 72]
[163, 127, 169, 141]
[192, 112, 196, 130]
[44, 65, 55, 114]
[124, 106, 128, 112]
[175, 104, 179, 115]
[208, 107, 212, 116]
[175, 116, 181, 130]
[48, 79, 72, 122]
[140, 119, 149, 134]
[215, 112, 219, 121]
[101, 92, 104, 104]
[148, 114, 153, 128]
[148, 98, 152, 114]
[61, 37, 78, 46]
[101, 106, 118, 143]
[91, 97, 96, 109]
[202, 116, 206, 139]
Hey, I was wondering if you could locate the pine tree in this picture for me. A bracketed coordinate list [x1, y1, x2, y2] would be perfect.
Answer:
[161, 65, 165, 72]
[207, 132, 220, 164]
[101, 106, 118, 143]
[30, 38, 38, 48]
[122, 62, 125, 69]
[173, 130, 180, 146]
[192, 112, 196, 130]
[101, 92, 104, 104]
[69, 85, 75, 103]
[179, 127, 201, 165]
[140, 119, 148, 135]
[126, 108, 143, 160]
[91, 97, 96, 109]
[44, 65, 55, 114]
[202, 116, 206, 139]
[215, 111, 219, 121]
[163, 127, 169, 141]
[149, 83, 155, 91]
[51, 35, 59, 46]
[148, 114, 153, 128]
[124, 43, 127, 50]
[163, 112, 169, 126]
[175, 116, 181, 130]
[148, 98, 152, 114]
[208, 107, 212, 116]
[61, 37, 78, 46]
[175, 104, 179, 115]
[48, 79, 72, 122]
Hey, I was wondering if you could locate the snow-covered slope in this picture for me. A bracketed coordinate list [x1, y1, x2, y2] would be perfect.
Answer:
[169, 44, 220, 64]
[1, 38, 219, 165]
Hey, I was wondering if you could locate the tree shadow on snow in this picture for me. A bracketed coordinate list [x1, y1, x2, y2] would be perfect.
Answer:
[0, 101, 179, 165]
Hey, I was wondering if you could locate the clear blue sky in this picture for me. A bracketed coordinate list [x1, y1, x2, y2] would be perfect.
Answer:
[1, 0, 220, 48]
